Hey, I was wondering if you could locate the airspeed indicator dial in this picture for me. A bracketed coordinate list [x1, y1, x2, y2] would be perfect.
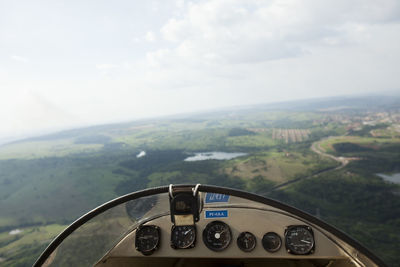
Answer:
[203, 221, 232, 251]
[285, 225, 315, 255]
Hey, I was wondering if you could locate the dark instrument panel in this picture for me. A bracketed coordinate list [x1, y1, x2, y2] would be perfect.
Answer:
[136, 220, 314, 256]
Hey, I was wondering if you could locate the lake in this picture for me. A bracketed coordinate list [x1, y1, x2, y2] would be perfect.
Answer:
[136, 151, 146, 158]
[184, 152, 247, 161]
[376, 173, 400, 184]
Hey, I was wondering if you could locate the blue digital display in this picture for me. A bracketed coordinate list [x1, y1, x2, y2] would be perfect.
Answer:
[205, 193, 230, 203]
[205, 210, 228, 219]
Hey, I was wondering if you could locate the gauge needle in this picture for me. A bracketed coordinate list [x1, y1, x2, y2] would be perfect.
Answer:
[219, 229, 228, 234]
[301, 240, 311, 244]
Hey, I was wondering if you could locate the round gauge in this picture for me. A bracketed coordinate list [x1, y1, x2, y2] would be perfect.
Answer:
[262, 232, 282, 252]
[135, 225, 160, 255]
[237, 232, 256, 252]
[285, 225, 315, 255]
[203, 221, 232, 251]
[171, 225, 196, 249]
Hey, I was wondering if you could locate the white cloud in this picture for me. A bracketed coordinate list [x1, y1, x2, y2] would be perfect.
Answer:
[1, 0, 400, 139]
[11, 55, 29, 63]
[158, 0, 400, 65]
[131, 0, 400, 109]
[175, 0, 185, 9]
[0, 90, 81, 139]
[95, 64, 119, 70]
[132, 36, 141, 43]
[145, 31, 156, 42]
[95, 63, 120, 76]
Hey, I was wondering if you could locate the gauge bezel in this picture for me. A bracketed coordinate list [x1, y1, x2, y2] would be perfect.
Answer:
[135, 224, 161, 256]
[237, 231, 257, 252]
[202, 220, 232, 252]
[262, 232, 282, 252]
[170, 225, 196, 249]
[285, 225, 315, 255]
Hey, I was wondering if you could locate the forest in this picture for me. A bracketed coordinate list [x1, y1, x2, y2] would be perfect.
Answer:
[0, 97, 399, 266]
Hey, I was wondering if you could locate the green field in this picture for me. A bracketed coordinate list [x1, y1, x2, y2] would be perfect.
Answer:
[0, 224, 67, 267]
[319, 136, 400, 154]
[0, 140, 104, 160]
[1, 100, 400, 266]
[224, 151, 338, 183]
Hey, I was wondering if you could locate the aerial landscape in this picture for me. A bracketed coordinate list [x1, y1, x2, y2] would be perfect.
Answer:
[0, 95, 399, 266]
[2, 0, 400, 266]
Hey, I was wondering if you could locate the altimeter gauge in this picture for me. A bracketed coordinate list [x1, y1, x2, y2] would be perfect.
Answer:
[171, 225, 196, 249]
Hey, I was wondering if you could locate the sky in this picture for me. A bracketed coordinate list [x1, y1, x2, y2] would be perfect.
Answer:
[1, 0, 400, 140]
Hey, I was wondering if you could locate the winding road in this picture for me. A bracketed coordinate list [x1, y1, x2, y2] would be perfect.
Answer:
[310, 137, 351, 170]
[269, 136, 356, 192]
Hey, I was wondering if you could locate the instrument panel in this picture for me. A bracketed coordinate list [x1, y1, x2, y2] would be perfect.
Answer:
[102, 207, 348, 261]
[135, 221, 315, 256]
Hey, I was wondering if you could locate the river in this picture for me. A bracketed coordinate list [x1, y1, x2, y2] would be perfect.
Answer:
[376, 173, 400, 184]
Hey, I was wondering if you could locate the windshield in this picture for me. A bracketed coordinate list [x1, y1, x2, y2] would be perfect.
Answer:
[1, 1, 399, 267]
[43, 194, 167, 266]
[35, 185, 384, 267]
[38, 188, 274, 267]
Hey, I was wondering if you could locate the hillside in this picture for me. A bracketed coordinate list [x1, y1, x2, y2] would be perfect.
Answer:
[0, 96, 400, 266]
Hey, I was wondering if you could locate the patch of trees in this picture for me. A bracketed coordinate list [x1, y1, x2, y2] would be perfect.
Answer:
[228, 128, 255, 137]
[247, 175, 275, 195]
[142, 156, 246, 190]
[348, 157, 400, 174]
[340, 143, 400, 173]
[271, 119, 314, 129]
[74, 135, 111, 144]
[333, 142, 372, 153]
[103, 142, 125, 151]
[349, 123, 389, 137]
[164, 160, 221, 174]
[115, 175, 148, 195]
[119, 150, 186, 176]
[268, 171, 400, 266]
[125, 195, 158, 220]
[2, 243, 49, 267]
